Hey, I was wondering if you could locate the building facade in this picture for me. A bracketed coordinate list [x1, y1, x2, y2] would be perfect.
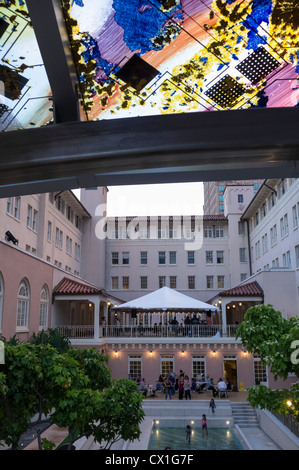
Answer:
[203, 180, 264, 215]
[0, 179, 298, 392]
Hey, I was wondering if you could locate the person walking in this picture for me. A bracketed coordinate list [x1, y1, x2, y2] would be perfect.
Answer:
[209, 398, 216, 413]
[184, 375, 191, 400]
[202, 414, 208, 436]
[185, 425, 191, 444]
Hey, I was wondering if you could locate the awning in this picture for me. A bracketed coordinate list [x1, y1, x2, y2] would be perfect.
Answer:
[111, 286, 218, 312]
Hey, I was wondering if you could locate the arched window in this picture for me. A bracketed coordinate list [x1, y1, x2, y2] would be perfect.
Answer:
[17, 278, 30, 328]
[39, 284, 49, 329]
[0, 272, 3, 331]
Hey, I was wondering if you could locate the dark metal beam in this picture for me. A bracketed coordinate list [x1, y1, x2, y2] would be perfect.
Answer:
[0, 107, 299, 197]
[26, 0, 80, 123]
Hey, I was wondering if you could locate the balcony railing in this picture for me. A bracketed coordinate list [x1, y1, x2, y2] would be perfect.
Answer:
[56, 324, 239, 339]
[56, 325, 94, 339]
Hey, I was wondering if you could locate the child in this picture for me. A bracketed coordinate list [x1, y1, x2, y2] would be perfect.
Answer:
[209, 398, 216, 413]
[202, 414, 208, 436]
[186, 424, 191, 444]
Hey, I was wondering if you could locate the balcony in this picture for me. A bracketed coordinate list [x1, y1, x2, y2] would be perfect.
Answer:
[56, 324, 240, 340]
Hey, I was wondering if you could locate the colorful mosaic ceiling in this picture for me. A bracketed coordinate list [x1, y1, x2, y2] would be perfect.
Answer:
[62, 0, 299, 120]
[1, 0, 299, 131]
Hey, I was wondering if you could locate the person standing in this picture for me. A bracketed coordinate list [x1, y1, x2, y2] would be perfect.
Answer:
[184, 375, 191, 400]
[202, 414, 208, 436]
[164, 376, 172, 400]
[185, 425, 191, 444]
[178, 375, 184, 400]
[209, 398, 216, 413]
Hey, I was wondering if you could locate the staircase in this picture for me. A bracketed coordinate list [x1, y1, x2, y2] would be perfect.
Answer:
[231, 402, 259, 428]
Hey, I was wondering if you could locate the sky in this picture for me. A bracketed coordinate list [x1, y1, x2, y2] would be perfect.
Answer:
[106, 182, 204, 216]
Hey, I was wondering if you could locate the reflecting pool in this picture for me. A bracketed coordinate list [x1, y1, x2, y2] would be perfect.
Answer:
[148, 427, 243, 450]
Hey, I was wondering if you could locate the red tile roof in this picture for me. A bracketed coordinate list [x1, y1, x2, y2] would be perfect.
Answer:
[218, 281, 263, 297]
[53, 277, 103, 296]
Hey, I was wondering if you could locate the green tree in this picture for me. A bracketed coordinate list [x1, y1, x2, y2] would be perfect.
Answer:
[0, 343, 145, 450]
[236, 304, 299, 421]
[30, 328, 71, 353]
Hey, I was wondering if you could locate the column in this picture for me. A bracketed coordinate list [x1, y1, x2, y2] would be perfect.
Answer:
[93, 298, 100, 340]
[220, 299, 228, 336]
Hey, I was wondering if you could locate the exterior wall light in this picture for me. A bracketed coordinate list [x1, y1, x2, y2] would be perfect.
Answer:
[114, 350, 118, 357]
[181, 350, 185, 356]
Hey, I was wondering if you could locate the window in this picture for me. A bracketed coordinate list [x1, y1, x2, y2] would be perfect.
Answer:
[206, 276, 213, 289]
[240, 273, 247, 282]
[218, 185, 224, 192]
[140, 251, 147, 265]
[204, 226, 213, 238]
[112, 277, 119, 289]
[272, 258, 279, 268]
[122, 276, 129, 289]
[239, 248, 247, 262]
[238, 194, 244, 204]
[39, 285, 49, 328]
[270, 225, 277, 246]
[17, 278, 30, 328]
[32, 210, 38, 232]
[188, 276, 195, 289]
[75, 215, 81, 230]
[254, 357, 268, 385]
[216, 251, 224, 264]
[269, 191, 276, 209]
[169, 276, 176, 289]
[14, 197, 20, 219]
[6, 197, 13, 215]
[55, 229, 63, 249]
[261, 202, 267, 218]
[0, 272, 3, 331]
[255, 241, 261, 259]
[192, 356, 206, 380]
[254, 212, 259, 227]
[122, 252, 130, 265]
[66, 236, 73, 255]
[75, 243, 81, 260]
[282, 251, 291, 268]
[253, 183, 259, 190]
[206, 251, 213, 264]
[187, 251, 195, 264]
[169, 251, 176, 265]
[111, 252, 119, 265]
[67, 206, 74, 223]
[217, 275, 224, 289]
[159, 251, 166, 265]
[219, 195, 224, 202]
[280, 214, 289, 238]
[47, 221, 52, 242]
[219, 204, 224, 212]
[27, 205, 32, 228]
[160, 355, 174, 377]
[262, 234, 268, 254]
[159, 276, 166, 288]
[128, 356, 142, 381]
[140, 276, 147, 289]
[292, 204, 299, 229]
[215, 226, 224, 238]
[295, 245, 299, 268]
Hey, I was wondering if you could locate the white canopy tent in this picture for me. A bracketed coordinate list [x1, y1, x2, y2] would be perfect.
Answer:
[112, 286, 219, 312]
[111, 287, 219, 328]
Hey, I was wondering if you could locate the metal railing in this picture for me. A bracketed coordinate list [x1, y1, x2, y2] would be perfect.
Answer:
[271, 410, 299, 438]
[103, 324, 239, 338]
[55, 324, 239, 339]
[56, 325, 94, 339]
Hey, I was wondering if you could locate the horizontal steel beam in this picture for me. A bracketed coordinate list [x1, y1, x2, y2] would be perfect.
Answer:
[1, 107, 299, 197]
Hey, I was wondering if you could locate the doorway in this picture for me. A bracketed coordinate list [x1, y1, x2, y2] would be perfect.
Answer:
[223, 356, 238, 391]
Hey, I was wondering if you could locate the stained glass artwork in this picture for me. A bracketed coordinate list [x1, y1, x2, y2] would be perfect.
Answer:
[0, 0, 53, 132]
[61, 0, 299, 120]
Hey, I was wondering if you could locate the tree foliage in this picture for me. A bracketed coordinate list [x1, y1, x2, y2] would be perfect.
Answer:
[236, 304, 299, 421]
[0, 342, 144, 449]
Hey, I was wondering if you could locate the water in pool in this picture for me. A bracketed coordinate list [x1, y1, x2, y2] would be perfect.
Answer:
[148, 427, 243, 450]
